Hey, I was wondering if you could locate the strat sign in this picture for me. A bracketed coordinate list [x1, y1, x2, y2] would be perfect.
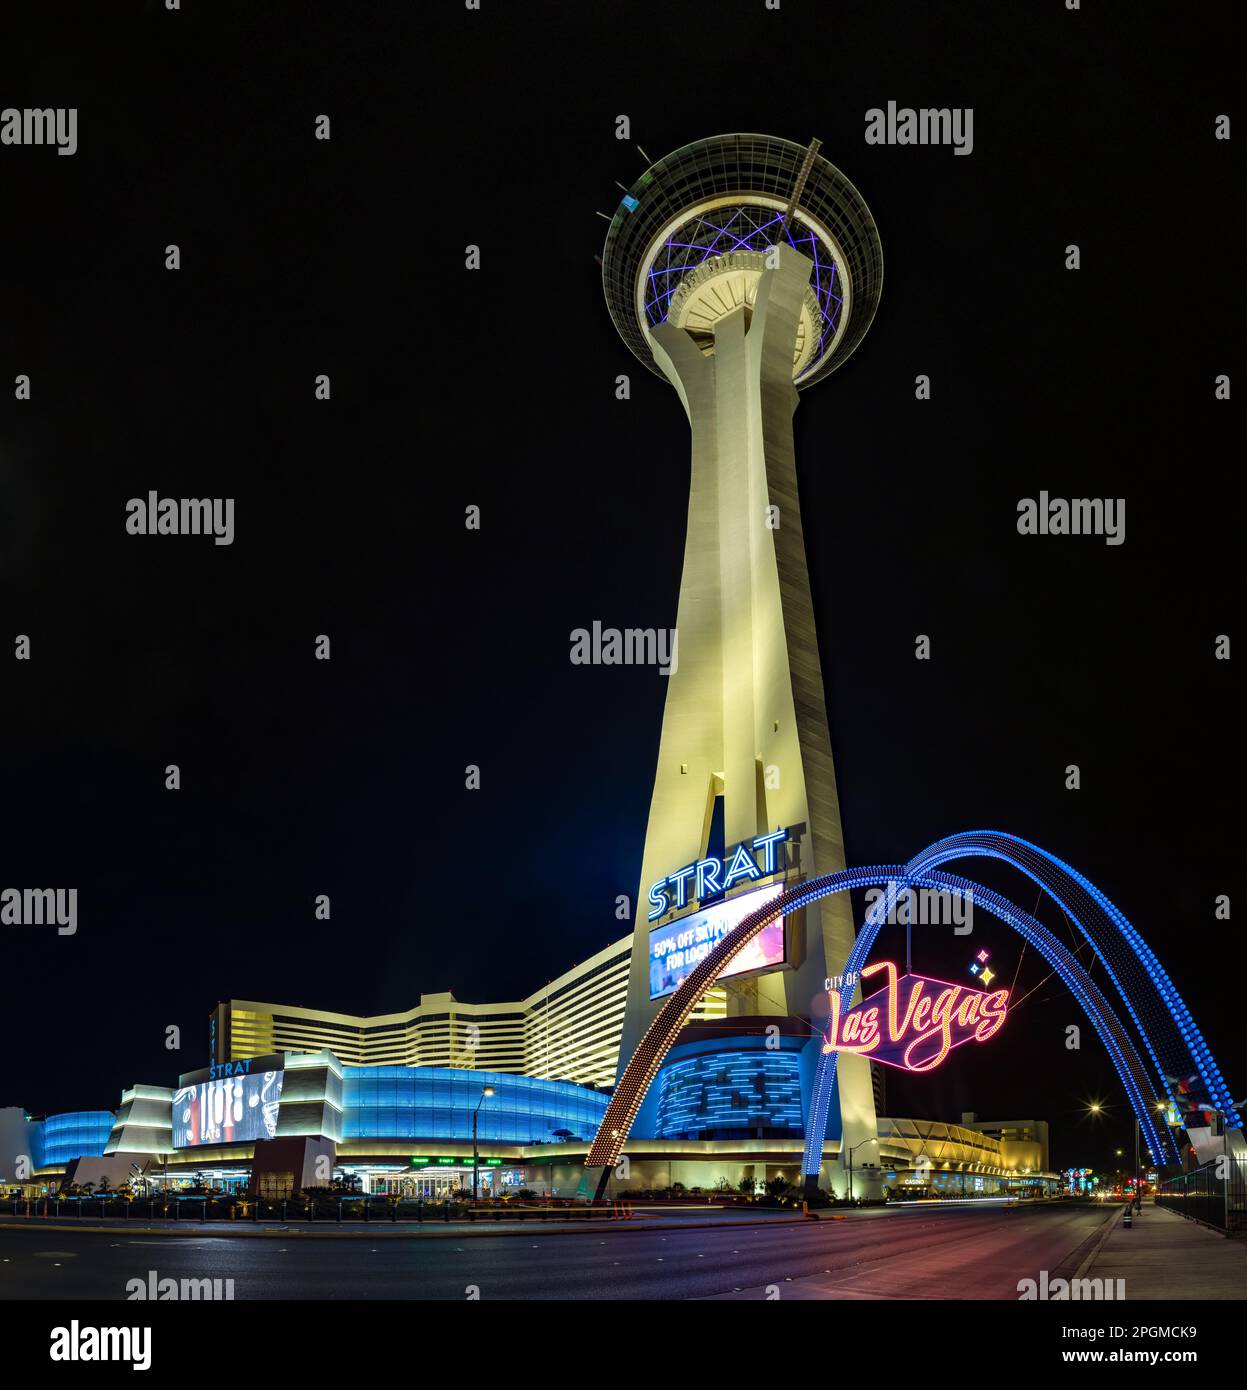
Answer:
[647, 828, 789, 921]
[824, 960, 1009, 1073]
[645, 828, 793, 1000]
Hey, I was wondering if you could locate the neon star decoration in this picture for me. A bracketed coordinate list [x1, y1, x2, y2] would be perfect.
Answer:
[824, 960, 1009, 1073]
[969, 949, 996, 986]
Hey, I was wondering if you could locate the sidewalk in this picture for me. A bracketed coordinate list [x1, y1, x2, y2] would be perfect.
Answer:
[1087, 1204, 1247, 1300]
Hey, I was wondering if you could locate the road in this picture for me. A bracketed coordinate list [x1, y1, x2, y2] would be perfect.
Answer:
[0, 1201, 1110, 1300]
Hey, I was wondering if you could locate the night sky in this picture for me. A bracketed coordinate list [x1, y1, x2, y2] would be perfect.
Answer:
[1, 0, 1238, 1177]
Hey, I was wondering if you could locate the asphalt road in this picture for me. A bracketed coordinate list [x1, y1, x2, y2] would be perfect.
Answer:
[0, 1201, 1110, 1300]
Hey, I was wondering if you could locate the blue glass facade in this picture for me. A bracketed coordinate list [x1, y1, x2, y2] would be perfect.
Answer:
[32, 1111, 115, 1168]
[341, 1067, 609, 1144]
[654, 1048, 804, 1140]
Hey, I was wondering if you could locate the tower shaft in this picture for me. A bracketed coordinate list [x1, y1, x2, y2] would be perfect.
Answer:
[617, 246, 876, 1166]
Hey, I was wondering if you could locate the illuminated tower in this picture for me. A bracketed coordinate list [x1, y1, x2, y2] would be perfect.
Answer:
[602, 135, 884, 1173]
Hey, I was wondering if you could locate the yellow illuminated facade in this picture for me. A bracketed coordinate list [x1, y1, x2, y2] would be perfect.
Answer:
[214, 937, 724, 1089]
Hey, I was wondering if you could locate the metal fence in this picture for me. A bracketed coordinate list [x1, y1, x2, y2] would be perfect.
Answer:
[0, 1195, 621, 1224]
[1, 1196, 457, 1223]
[1154, 1157, 1247, 1231]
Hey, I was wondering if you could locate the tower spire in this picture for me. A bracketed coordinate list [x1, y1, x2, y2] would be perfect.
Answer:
[782, 136, 822, 225]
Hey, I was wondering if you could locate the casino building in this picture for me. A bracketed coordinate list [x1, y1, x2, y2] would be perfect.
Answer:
[1, 960, 1058, 1200]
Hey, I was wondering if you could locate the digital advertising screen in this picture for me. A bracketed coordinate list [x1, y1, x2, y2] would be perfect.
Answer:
[171, 1069, 283, 1148]
[649, 883, 785, 999]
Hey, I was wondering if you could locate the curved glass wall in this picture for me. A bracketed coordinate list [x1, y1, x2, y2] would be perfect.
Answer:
[32, 1111, 116, 1168]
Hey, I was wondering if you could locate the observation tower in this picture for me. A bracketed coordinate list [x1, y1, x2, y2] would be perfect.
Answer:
[601, 134, 884, 1187]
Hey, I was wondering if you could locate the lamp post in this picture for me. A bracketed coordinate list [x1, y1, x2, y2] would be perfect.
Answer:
[1087, 1096, 1158, 1204]
[1141, 1101, 1165, 1203]
[846, 1137, 879, 1203]
[1134, 1115, 1144, 1205]
[472, 1086, 494, 1203]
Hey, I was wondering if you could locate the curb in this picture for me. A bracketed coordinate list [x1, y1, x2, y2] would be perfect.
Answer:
[1072, 1204, 1125, 1280]
[0, 1213, 810, 1241]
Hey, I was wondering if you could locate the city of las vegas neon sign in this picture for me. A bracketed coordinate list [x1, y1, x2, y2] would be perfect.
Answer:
[647, 828, 789, 921]
[824, 960, 1009, 1073]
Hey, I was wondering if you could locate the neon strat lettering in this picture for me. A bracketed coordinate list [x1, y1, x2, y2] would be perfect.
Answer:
[824, 960, 1009, 1073]
[208, 1058, 253, 1080]
[648, 828, 789, 921]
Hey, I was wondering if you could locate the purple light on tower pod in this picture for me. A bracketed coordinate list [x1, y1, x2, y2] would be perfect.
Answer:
[641, 203, 844, 366]
[601, 134, 885, 393]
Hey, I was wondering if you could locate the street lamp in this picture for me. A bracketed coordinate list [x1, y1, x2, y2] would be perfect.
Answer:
[472, 1086, 495, 1203]
[1084, 1097, 1144, 1203]
[846, 1137, 879, 1203]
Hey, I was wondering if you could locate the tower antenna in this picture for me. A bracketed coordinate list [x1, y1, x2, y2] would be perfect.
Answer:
[782, 137, 822, 225]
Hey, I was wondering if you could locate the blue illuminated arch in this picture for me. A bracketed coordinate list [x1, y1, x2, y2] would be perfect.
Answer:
[903, 833, 1240, 1132]
[801, 869, 1180, 1177]
[585, 860, 1179, 1185]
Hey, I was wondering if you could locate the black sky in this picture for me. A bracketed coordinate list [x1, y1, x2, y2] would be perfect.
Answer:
[1, 0, 1239, 1175]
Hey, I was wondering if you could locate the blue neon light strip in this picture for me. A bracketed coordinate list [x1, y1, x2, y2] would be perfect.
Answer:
[655, 1050, 803, 1139]
[801, 870, 1179, 1174]
[905, 833, 1240, 1132]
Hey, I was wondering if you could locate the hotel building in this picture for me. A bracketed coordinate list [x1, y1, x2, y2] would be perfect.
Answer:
[0, 959, 1054, 1200]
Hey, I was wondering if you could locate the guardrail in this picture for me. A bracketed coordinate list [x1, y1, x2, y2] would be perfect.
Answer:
[1154, 1157, 1246, 1231]
[0, 1196, 638, 1224]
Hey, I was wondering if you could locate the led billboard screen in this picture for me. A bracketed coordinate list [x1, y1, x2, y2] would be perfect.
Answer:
[172, 1069, 283, 1148]
[649, 883, 785, 999]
